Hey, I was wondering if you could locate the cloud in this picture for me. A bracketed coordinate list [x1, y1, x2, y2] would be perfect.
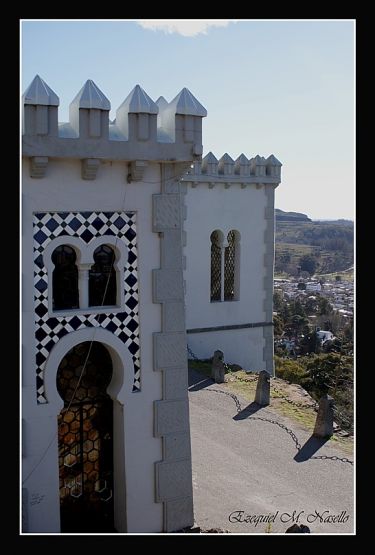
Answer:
[136, 20, 237, 37]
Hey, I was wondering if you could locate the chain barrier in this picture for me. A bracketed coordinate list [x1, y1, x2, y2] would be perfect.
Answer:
[187, 345, 353, 466]
[188, 344, 316, 408]
[269, 383, 319, 411]
[206, 388, 243, 414]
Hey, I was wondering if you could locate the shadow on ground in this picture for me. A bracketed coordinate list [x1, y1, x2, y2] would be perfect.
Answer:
[294, 435, 330, 462]
[188, 368, 215, 392]
[233, 402, 263, 420]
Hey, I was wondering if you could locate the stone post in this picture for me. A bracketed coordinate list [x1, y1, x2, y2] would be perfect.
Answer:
[254, 370, 270, 406]
[313, 394, 334, 438]
[211, 350, 225, 383]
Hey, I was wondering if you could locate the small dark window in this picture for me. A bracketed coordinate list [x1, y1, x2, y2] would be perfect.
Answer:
[52, 245, 79, 310]
[89, 245, 117, 307]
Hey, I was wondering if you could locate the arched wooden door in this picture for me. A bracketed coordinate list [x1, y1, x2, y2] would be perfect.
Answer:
[57, 341, 115, 532]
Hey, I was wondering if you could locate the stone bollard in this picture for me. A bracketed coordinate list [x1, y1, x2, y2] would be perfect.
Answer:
[254, 370, 270, 406]
[313, 394, 334, 438]
[211, 350, 225, 383]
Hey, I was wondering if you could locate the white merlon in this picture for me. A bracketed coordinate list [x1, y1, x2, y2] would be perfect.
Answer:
[22, 76, 207, 156]
[23, 76, 59, 136]
[156, 96, 169, 111]
[201, 152, 218, 175]
[251, 155, 267, 177]
[118, 85, 158, 115]
[69, 80, 111, 139]
[266, 154, 282, 178]
[158, 88, 207, 145]
[70, 79, 110, 110]
[169, 88, 207, 117]
[116, 85, 158, 141]
[156, 96, 169, 137]
[182, 152, 282, 186]
[235, 154, 250, 176]
[266, 154, 282, 166]
[218, 153, 235, 175]
[23, 75, 59, 106]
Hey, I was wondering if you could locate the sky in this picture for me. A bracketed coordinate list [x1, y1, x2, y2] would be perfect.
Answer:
[21, 19, 355, 220]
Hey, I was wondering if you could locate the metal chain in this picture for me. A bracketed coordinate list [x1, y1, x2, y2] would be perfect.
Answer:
[187, 344, 353, 443]
[187, 345, 200, 362]
[188, 344, 316, 408]
[269, 383, 319, 411]
[207, 388, 243, 414]
[194, 383, 353, 466]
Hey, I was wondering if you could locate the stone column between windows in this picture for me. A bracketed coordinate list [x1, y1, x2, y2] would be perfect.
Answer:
[152, 162, 194, 532]
[78, 263, 91, 309]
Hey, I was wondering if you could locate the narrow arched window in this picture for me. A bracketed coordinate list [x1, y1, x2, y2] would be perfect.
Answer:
[89, 245, 117, 307]
[210, 231, 222, 302]
[52, 245, 79, 310]
[224, 230, 236, 301]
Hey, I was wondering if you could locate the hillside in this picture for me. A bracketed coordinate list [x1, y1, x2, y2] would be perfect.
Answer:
[275, 209, 311, 222]
[275, 210, 353, 275]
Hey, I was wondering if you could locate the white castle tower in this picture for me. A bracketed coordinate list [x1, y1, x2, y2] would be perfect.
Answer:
[22, 75, 206, 533]
[183, 151, 282, 374]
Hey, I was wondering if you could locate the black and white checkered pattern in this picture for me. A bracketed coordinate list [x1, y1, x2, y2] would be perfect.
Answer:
[33, 211, 140, 404]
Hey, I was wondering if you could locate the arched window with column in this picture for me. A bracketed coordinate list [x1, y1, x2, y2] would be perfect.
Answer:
[52, 245, 79, 310]
[89, 245, 117, 307]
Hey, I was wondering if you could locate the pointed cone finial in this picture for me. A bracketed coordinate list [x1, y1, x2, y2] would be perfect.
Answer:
[236, 153, 249, 164]
[118, 85, 158, 114]
[156, 96, 169, 111]
[23, 75, 59, 106]
[169, 87, 207, 116]
[267, 154, 282, 166]
[203, 152, 218, 163]
[219, 153, 234, 164]
[70, 79, 111, 110]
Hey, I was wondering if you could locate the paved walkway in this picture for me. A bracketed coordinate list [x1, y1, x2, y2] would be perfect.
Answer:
[188, 369, 354, 534]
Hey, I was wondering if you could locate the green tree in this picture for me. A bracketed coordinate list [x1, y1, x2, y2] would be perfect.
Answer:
[299, 331, 321, 355]
[273, 291, 283, 312]
[288, 314, 310, 337]
[299, 254, 318, 275]
[306, 353, 353, 396]
[274, 356, 311, 387]
[317, 296, 333, 316]
[305, 296, 318, 315]
[273, 314, 284, 337]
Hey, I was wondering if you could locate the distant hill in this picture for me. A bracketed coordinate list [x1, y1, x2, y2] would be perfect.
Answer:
[275, 209, 311, 222]
[274, 210, 353, 275]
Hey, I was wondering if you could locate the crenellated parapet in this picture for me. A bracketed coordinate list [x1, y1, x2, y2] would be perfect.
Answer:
[183, 151, 282, 188]
[22, 75, 207, 178]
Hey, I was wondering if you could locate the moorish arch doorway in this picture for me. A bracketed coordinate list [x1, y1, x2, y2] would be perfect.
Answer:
[57, 341, 115, 532]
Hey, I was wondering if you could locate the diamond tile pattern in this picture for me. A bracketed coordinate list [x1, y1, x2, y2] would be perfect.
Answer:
[33, 211, 140, 403]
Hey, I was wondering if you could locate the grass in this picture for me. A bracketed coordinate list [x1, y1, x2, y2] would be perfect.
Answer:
[189, 362, 353, 456]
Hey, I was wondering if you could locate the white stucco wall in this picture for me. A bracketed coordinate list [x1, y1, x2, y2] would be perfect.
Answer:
[184, 182, 269, 371]
[22, 159, 164, 532]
